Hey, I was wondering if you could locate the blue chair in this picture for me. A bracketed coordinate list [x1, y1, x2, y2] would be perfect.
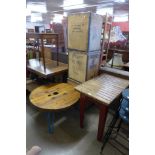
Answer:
[100, 88, 129, 154]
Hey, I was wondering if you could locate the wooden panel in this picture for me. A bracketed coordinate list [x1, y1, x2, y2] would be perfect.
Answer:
[68, 12, 103, 52]
[68, 13, 89, 51]
[68, 50, 100, 82]
[87, 52, 100, 80]
[88, 13, 103, 51]
[68, 51, 87, 82]
[29, 83, 80, 110]
[75, 74, 129, 105]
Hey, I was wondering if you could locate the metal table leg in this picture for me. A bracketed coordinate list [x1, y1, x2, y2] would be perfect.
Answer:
[47, 112, 55, 133]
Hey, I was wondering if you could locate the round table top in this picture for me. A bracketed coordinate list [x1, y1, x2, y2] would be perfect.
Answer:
[29, 83, 80, 111]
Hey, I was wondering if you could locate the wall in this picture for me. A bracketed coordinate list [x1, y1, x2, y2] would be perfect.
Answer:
[112, 21, 129, 32]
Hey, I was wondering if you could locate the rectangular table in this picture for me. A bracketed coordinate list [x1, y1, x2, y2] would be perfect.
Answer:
[75, 73, 129, 141]
[27, 58, 68, 78]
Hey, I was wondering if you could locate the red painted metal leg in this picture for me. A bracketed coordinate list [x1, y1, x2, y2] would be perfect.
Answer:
[97, 105, 108, 141]
[80, 94, 86, 128]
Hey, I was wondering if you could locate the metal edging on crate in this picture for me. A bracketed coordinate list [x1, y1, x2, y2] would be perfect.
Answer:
[87, 12, 91, 52]
[85, 12, 91, 81]
[66, 12, 69, 50]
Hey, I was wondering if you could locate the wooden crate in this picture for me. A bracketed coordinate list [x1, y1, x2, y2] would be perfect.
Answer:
[67, 78, 81, 86]
[68, 12, 103, 52]
[68, 50, 100, 82]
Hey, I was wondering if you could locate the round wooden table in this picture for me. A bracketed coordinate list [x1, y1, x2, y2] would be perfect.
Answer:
[29, 83, 80, 133]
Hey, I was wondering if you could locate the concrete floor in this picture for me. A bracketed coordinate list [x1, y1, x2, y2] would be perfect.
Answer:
[26, 95, 129, 155]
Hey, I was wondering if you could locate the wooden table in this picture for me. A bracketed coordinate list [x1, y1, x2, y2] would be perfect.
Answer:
[27, 58, 68, 78]
[100, 66, 129, 80]
[75, 74, 129, 141]
[29, 83, 80, 133]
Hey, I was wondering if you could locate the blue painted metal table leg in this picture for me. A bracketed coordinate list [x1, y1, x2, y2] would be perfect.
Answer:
[47, 112, 54, 134]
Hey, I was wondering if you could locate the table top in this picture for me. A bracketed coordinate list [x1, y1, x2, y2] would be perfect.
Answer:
[27, 58, 68, 77]
[29, 83, 80, 111]
[75, 74, 129, 105]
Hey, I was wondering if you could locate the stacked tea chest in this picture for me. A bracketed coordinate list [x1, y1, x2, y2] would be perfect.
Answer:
[67, 12, 103, 83]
